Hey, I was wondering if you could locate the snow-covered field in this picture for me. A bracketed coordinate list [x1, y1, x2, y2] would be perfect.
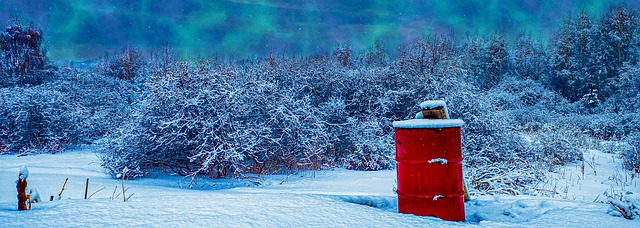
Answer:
[1, 149, 639, 227]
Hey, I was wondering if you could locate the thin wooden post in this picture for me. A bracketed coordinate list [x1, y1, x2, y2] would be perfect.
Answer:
[52, 177, 69, 201]
[122, 167, 128, 202]
[463, 185, 470, 202]
[84, 178, 89, 199]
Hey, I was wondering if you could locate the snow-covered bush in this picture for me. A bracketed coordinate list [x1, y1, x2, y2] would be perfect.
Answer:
[488, 77, 565, 111]
[462, 112, 545, 195]
[556, 113, 640, 140]
[96, 122, 145, 179]
[0, 86, 70, 154]
[466, 162, 546, 196]
[530, 127, 583, 167]
[97, 55, 398, 177]
[0, 64, 139, 154]
[621, 133, 640, 173]
[97, 47, 146, 82]
[138, 62, 248, 177]
[51, 67, 140, 144]
[342, 118, 394, 171]
[99, 59, 334, 178]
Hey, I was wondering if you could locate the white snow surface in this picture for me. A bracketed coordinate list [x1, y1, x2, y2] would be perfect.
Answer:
[419, 100, 447, 110]
[393, 119, 464, 129]
[19, 165, 28, 180]
[1, 149, 639, 227]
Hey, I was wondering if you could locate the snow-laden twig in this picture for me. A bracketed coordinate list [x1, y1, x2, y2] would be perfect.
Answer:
[88, 187, 106, 199]
[111, 186, 117, 200]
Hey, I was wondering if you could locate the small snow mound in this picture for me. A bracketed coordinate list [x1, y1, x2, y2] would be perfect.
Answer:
[29, 189, 41, 203]
[433, 195, 444, 201]
[607, 192, 640, 219]
[466, 198, 553, 224]
[19, 166, 28, 180]
[338, 195, 397, 212]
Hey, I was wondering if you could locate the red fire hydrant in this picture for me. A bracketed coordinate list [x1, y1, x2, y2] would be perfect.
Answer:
[393, 100, 465, 221]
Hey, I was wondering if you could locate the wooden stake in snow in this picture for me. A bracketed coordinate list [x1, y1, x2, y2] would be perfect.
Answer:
[17, 166, 29, 211]
[463, 185, 470, 202]
[52, 177, 69, 201]
[84, 178, 89, 199]
[122, 167, 128, 202]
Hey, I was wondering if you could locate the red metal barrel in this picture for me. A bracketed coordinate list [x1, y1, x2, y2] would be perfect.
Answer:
[393, 119, 465, 221]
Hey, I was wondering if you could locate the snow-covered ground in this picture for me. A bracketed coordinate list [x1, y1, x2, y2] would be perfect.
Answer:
[1, 149, 639, 227]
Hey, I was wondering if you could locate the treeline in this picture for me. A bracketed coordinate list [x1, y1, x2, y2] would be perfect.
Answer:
[0, 6, 639, 193]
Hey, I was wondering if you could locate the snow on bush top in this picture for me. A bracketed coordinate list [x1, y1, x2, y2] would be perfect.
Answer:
[393, 119, 464, 129]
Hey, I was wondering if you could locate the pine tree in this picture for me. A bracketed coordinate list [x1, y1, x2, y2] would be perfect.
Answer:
[481, 35, 507, 89]
[582, 83, 600, 110]
[549, 11, 597, 102]
[461, 36, 486, 81]
[594, 5, 639, 99]
[513, 34, 547, 81]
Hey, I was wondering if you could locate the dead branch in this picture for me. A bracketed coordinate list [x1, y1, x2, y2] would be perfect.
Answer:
[88, 187, 106, 199]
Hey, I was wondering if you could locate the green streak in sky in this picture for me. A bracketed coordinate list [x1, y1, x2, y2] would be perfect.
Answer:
[172, 1, 227, 57]
[221, 0, 278, 57]
[582, 0, 612, 14]
[298, 8, 319, 56]
[361, 1, 396, 47]
[2, 0, 639, 60]
[47, 0, 91, 59]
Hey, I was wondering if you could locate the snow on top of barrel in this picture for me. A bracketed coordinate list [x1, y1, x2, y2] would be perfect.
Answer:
[419, 100, 447, 109]
[393, 119, 464, 129]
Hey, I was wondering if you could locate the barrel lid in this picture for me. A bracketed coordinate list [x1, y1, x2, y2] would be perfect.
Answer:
[393, 119, 464, 129]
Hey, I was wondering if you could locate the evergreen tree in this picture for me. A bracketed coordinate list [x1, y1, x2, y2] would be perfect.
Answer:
[482, 35, 507, 89]
[595, 5, 639, 98]
[460, 36, 486, 81]
[549, 11, 597, 102]
[603, 5, 638, 70]
[513, 34, 547, 81]
[582, 83, 600, 110]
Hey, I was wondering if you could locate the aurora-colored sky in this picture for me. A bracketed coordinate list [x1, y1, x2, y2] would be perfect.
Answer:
[2, 0, 639, 61]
